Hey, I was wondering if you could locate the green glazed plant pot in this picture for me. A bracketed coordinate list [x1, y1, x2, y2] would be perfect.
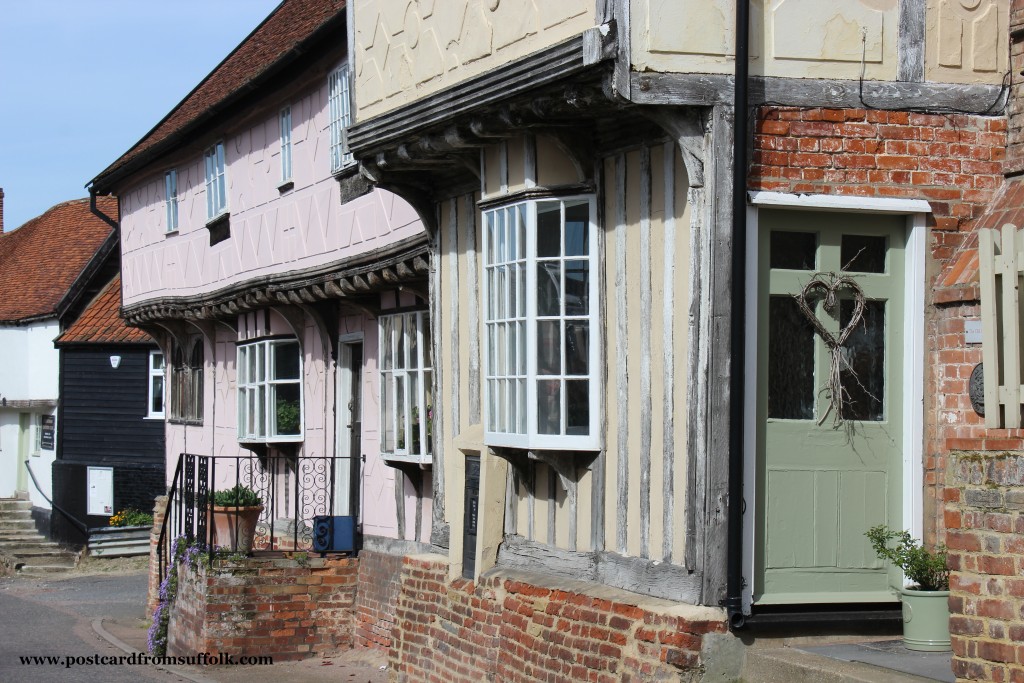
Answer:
[900, 587, 951, 652]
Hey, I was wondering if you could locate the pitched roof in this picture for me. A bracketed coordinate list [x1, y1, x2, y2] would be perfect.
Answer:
[89, 0, 346, 193]
[0, 197, 117, 323]
[57, 274, 151, 345]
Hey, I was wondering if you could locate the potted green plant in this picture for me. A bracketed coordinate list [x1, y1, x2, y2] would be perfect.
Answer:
[866, 525, 951, 652]
[210, 485, 264, 554]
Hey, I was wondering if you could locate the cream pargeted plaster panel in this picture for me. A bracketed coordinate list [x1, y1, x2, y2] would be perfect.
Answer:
[632, 0, 899, 81]
[354, 0, 594, 121]
[926, 0, 1007, 84]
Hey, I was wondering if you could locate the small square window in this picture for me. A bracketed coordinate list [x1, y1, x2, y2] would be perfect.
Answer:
[237, 339, 302, 442]
[380, 311, 432, 464]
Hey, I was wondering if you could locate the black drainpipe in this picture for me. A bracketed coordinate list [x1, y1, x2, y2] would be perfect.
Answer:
[725, 0, 750, 630]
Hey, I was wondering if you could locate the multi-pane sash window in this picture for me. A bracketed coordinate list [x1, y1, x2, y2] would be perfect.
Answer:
[148, 351, 165, 418]
[204, 141, 227, 219]
[164, 170, 179, 232]
[328, 64, 352, 172]
[483, 197, 600, 450]
[379, 311, 432, 463]
[280, 106, 292, 182]
[237, 339, 302, 442]
[170, 338, 203, 424]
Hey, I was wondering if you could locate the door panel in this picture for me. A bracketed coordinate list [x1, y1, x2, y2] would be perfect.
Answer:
[755, 210, 904, 605]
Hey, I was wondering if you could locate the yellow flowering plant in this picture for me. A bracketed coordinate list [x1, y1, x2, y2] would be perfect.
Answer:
[109, 507, 154, 528]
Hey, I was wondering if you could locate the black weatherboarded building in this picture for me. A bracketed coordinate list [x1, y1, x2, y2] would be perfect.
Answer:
[53, 274, 164, 545]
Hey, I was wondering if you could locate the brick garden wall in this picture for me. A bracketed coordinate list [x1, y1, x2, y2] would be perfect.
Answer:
[389, 554, 727, 683]
[167, 555, 358, 661]
[945, 452, 1024, 682]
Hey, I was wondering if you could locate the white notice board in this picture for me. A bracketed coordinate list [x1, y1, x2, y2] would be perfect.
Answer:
[87, 467, 114, 516]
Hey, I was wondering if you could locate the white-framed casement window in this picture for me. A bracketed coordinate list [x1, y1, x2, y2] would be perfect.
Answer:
[170, 337, 204, 424]
[164, 169, 179, 232]
[379, 311, 432, 464]
[483, 196, 600, 450]
[328, 64, 352, 172]
[237, 339, 302, 442]
[147, 350, 166, 418]
[204, 141, 227, 219]
[279, 106, 292, 183]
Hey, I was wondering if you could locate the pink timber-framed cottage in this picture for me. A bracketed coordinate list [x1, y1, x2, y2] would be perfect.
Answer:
[87, 0, 436, 566]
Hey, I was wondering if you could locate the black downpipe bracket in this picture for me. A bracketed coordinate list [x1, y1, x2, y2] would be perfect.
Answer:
[725, 0, 750, 630]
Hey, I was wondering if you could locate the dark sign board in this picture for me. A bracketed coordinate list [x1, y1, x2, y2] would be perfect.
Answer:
[40, 414, 55, 451]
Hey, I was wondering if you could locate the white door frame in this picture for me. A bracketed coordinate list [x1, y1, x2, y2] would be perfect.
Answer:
[742, 192, 929, 613]
[335, 333, 364, 518]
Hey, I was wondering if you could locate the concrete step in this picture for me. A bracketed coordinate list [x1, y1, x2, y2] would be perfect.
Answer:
[0, 499, 32, 512]
[17, 564, 79, 576]
[0, 542, 64, 553]
[743, 647, 948, 683]
[0, 519, 37, 531]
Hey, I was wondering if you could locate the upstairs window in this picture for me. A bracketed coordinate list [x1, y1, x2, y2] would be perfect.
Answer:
[280, 106, 292, 183]
[483, 197, 600, 450]
[328, 64, 352, 172]
[204, 141, 227, 219]
[379, 311, 432, 464]
[164, 170, 179, 232]
[237, 339, 302, 442]
[148, 351, 165, 418]
[170, 337, 204, 424]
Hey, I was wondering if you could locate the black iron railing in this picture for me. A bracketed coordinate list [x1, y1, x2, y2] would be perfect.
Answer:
[156, 452, 355, 584]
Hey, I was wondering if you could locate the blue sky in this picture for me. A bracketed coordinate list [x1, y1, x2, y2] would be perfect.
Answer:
[0, 0, 281, 231]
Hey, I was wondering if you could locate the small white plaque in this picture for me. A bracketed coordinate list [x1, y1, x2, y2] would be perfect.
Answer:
[87, 467, 114, 516]
[965, 320, 982, 345]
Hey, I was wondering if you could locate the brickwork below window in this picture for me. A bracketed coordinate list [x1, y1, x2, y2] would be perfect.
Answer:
[389, 554, 727, 683]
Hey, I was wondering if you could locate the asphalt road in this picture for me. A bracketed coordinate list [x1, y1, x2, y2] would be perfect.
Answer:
[0, 572, 189, 683]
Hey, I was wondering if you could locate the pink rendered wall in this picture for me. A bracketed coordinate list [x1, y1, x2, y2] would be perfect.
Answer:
[118, 70, 423, 307]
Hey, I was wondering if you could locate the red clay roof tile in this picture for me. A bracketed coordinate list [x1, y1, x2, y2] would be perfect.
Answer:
[57, 274, 151, 345]
[90, 0, 345, 191]
[0, 197, 117, 322]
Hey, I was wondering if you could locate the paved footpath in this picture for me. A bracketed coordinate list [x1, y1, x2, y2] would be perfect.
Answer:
[1, 561, 387, 683]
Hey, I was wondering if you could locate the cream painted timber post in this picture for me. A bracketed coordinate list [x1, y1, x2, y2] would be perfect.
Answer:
[978, 226, 1001, 428]
[979, 223, 1024, 429]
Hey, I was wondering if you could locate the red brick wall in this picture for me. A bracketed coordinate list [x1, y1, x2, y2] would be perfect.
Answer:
[354, 549, 404, 648]
[389, 555, 727, 683]
[945, 452, 1024, 682]
[167, 555, 358, 661]
[752, 106, 1006, 547]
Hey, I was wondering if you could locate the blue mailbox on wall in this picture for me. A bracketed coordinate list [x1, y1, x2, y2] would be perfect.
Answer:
[313, 515, 356, 552]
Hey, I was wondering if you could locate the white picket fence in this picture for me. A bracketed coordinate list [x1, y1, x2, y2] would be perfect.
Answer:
[979, 223, 1024, 428]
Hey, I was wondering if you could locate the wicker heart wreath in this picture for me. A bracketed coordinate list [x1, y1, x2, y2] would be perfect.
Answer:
[793, 273, 867, 426]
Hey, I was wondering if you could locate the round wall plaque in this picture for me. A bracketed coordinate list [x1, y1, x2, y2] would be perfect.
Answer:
[969, 363, 984, 417]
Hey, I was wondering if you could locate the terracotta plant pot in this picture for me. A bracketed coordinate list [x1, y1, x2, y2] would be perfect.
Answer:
[210, 505, 264, 554]
[900, 587, 951, 652]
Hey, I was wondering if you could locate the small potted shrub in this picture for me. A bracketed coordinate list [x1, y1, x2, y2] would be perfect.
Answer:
[866, 525, 950, 652]
[210, 485, 263, 554]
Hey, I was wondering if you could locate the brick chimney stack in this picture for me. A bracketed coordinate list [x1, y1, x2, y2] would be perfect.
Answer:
[1008, 1, 1024, 174]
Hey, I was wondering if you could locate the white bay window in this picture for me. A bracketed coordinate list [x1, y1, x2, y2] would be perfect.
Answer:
[237, 339, 302, 442]
[380, 311, 432, 464]
[484, 197, 600, 450]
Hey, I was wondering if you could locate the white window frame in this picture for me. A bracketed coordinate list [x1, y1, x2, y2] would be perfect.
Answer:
[328, 64, 353, 172]
[147, 351, 165, 419]
[164, 170, 179, 233]
[482, 196, 601, 450]
[379, 311, 432, 465]
[204, 141, 227, 220]
[279, 106, 293, 183]
[237, 339, 303, 443]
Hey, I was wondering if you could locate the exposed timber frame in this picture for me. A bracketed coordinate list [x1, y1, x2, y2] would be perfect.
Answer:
[627, 73, 1006, 113]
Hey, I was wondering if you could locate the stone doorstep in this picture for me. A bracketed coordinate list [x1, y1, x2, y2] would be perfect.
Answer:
[743, 645, 950, 683]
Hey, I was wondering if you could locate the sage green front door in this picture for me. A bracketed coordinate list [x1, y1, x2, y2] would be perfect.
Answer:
[755, 210, 905, 604]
